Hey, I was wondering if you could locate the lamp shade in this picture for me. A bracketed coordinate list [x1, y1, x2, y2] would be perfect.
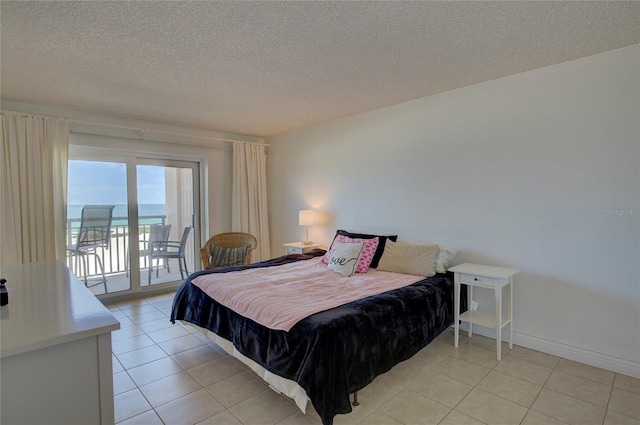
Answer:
[298, 210, 316, 226]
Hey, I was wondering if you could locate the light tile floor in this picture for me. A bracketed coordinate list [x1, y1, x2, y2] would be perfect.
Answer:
[107, 293, 640, 425]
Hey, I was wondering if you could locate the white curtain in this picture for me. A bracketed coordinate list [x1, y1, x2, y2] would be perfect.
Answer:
[232, 141, 270, 261]
[0, 111, 69, 266]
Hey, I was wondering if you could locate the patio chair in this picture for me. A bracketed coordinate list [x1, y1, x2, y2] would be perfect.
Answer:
[148, 226, 192, 284]
[200, 232, 257, 269]
[132, 223, 172, 277]
[66, 204, 116, 291]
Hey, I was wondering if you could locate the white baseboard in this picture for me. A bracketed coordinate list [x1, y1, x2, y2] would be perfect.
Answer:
[456, 324, 640, 379]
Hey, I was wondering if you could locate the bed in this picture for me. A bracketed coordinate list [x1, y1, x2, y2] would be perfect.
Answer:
[171, 235, 463, 425]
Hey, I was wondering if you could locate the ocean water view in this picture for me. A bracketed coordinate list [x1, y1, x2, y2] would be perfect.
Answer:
[67, 204, 167, 227]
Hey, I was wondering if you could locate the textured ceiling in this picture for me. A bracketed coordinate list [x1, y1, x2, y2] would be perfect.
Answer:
[1, 1, 639, 137]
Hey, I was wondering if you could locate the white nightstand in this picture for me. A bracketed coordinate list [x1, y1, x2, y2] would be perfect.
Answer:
[283, 242, 322, 255]
[450, 263, 519, 360]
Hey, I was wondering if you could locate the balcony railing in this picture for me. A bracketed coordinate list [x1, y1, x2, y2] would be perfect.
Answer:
[66, 215, 167, 278]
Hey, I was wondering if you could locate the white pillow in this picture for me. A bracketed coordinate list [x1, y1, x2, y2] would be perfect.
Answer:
[435, 246, 459, 273]
[326, 242, 364, 277]
[377, 240, 440, 277]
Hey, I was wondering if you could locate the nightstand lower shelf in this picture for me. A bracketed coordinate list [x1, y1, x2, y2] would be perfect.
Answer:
[459, 311, 510, 330]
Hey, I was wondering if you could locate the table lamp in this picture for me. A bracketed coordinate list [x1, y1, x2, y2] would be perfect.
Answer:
[299, 210, 316, 245]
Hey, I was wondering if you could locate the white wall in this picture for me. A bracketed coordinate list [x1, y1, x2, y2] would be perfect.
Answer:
[267, 45, 640, 377]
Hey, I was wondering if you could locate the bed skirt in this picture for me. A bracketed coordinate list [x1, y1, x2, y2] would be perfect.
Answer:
[180, 320, 311, 413]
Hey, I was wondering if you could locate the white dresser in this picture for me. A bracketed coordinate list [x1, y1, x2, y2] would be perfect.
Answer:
[0, 261, 120, 425]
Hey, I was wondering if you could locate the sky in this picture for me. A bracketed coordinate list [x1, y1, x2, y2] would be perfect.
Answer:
[67, 160, 165, 205]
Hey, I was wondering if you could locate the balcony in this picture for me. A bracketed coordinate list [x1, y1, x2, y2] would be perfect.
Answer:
[66, 214, 193, 296]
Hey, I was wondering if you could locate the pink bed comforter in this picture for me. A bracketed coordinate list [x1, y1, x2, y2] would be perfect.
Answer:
[191, 257, 423, 331]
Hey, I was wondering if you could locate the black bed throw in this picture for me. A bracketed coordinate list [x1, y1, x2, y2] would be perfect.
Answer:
[170, 250, 462, 425]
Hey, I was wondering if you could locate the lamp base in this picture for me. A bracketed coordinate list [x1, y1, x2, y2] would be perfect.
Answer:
[302, 240, 314, 246]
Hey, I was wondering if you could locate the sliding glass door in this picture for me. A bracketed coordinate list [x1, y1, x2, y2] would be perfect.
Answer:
[136, 161, 198, 288]
[67, 159, 131, 295]
[66, 151, 200, 298]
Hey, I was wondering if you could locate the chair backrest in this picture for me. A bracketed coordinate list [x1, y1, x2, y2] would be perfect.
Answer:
[178, 226, 192, 255]
[78, 205, 116, 249]
[148, 224, 172, 251]
[200, 232, 257, 269]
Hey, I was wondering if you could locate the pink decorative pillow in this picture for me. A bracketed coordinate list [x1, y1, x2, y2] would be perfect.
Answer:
[322, 235, 379, 273]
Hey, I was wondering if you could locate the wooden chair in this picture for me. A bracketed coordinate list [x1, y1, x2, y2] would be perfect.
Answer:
[200, 232, 257, 269]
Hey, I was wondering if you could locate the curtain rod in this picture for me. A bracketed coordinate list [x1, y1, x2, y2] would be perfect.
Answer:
[1, 110, 268, 146]
[70, 118, 269, 146]
[0, 109, 271, 147]
[1, 109, 64, 120]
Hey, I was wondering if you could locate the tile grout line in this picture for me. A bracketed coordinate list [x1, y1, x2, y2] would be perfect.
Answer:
[114, 302, 175, 424]
[134, 306, 255, 425]
[523, 353, 562, 424]
[409, 335, 489, 424]
[452, 339, 503, 425]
